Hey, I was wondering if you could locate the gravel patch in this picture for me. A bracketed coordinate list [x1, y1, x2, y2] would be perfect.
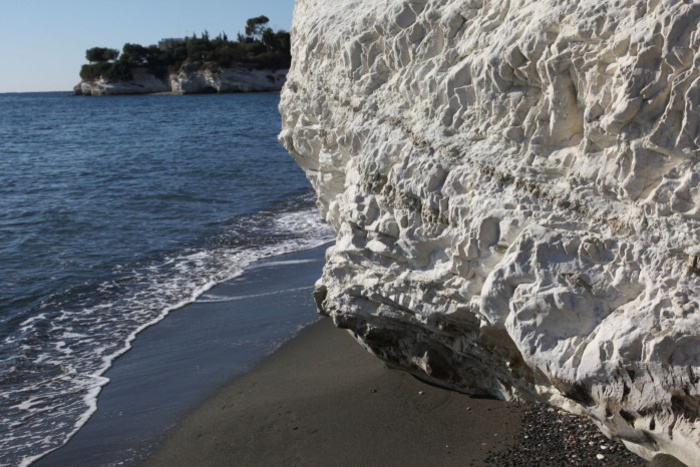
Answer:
[485, 403, 648, 466]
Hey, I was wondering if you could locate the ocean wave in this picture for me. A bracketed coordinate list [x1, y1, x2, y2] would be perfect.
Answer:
[0, 204, 335, 467]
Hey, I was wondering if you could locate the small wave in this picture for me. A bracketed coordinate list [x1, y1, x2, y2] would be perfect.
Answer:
[198, 285, 316, 303]
[249, 258, 319, 268]
[0, 204, 335, 466]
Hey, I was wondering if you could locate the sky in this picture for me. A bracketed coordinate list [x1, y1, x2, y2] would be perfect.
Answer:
[0, 0, 296, 93]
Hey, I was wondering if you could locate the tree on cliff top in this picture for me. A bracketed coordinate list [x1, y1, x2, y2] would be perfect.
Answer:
[80, 15, 290, 83]
[244, 15, 270, 39]
[85, 47, 119, 63]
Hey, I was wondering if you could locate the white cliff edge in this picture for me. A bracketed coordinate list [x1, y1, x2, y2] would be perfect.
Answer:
[75, 65, 287, 96]
[279, 0, 700, 464]
[75, 68, 170, 96]
[170, 64, 287, 94]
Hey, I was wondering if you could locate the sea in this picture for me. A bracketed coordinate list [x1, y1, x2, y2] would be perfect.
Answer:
[0, 91, 335, 466]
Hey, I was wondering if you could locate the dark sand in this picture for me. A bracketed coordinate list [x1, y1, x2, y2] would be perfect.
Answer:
[146, 318, 666, 467]
[146, 318, 526, 467]
[36, 247, 327, 467]
[35, 244, 668, 466]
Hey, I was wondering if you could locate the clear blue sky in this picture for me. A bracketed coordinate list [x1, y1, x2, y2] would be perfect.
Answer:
[0, 0, 295, 93]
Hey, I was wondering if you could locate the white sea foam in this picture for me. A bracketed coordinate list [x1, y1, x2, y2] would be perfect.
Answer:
[4, 205, 336, 467]
[198, 286, 315, 303]
[251, 258, 319, 268]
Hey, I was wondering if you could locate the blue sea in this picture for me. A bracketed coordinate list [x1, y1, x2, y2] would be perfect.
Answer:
[0, 91, 334, 466]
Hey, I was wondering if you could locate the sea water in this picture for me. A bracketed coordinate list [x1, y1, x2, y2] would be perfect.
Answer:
[0, 91, 334, 466]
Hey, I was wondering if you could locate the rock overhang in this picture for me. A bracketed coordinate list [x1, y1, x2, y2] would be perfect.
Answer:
[280, 0, 700, 464]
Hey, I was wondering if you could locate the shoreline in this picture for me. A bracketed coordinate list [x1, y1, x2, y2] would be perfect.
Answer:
[74, 89, 284, 97]
[146, 318, 527, 467]
[34, 242, 662, 466]
[145, 318, 653, 467]
[34, 246, 328, 467]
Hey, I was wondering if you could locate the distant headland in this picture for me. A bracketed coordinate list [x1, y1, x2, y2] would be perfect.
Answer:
[74, 16, 290, 96]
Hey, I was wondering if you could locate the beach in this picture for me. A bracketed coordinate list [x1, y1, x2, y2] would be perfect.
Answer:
[35, 244, 657, 466]
[145, 322, 654, 467]
[34, 246, 328, 466]
[0, 91, 338, 466]
[145, 317, 526, 467]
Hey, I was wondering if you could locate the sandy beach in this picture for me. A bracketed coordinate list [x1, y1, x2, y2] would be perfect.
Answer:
[35, 245, 663, 467]
[35, 246, 328, 466]
[146, 318, 526, 467]
[145, 317, 655, 467]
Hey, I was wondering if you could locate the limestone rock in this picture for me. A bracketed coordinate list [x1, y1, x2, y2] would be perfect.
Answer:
[74, 65, 287, 96]
[170, 64, 287, 94]
[77, 68, 170, 96]
[279, 0, 700, 464]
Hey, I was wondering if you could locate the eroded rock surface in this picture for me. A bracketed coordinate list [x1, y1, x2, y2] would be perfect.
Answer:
[170, 64, 287, 94]
[279, 0, 700, 463]
[75, 66, 287, 96]
[76, 68, 170, 96]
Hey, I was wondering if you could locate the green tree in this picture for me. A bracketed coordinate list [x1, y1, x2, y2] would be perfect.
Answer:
[121, 43, 150, 66]
[262, 28, 275, 49]
[85, 47, 119, 63]
[262, 29, 290, 53]
[245, 15, 270, 39]
[275, 31, 291, 53]
[80, 15, 292, 85]
[80, 62, 111, 80]
[105, 60, 132, 81]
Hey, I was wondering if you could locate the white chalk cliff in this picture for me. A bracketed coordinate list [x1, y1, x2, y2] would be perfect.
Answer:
[75, 68, 170, 96]
[75, 65, 287, 96]
[170, 64, 287, 94]
[279, 0, 700, 464]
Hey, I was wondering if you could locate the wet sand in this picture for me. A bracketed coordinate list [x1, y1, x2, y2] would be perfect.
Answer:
[146, 318, 526, 467]
[35, 243, 664, 466]
[35, 247, 327, 466]
[145, 317, 664, 467]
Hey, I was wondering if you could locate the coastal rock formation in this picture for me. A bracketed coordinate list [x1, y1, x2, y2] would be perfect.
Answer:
[74, 66, 287, 96]
[170, 64, 287, 94]
[75, 68, 170, 96]
[279, 0, 700, 464]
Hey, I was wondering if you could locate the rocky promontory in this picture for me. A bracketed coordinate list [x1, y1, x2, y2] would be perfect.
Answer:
[74, 64, 287, 96]
[74, 16, 290, 96]
[280, 0, 700, 464]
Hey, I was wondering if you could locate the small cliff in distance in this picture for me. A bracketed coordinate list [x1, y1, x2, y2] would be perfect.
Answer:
[74, 16, 289, 96]
[280, 0, 700, 464]
[74, 65, 287, 96]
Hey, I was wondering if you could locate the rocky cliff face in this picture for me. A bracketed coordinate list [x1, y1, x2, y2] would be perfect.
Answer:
[74, 65, 287, 96]
[75, 68, 170, 96]
[279, 0, 700, 464]
[170, 64, 287, 94]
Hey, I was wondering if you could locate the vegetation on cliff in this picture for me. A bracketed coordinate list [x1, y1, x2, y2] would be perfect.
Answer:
[80, 16, 290, 83]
